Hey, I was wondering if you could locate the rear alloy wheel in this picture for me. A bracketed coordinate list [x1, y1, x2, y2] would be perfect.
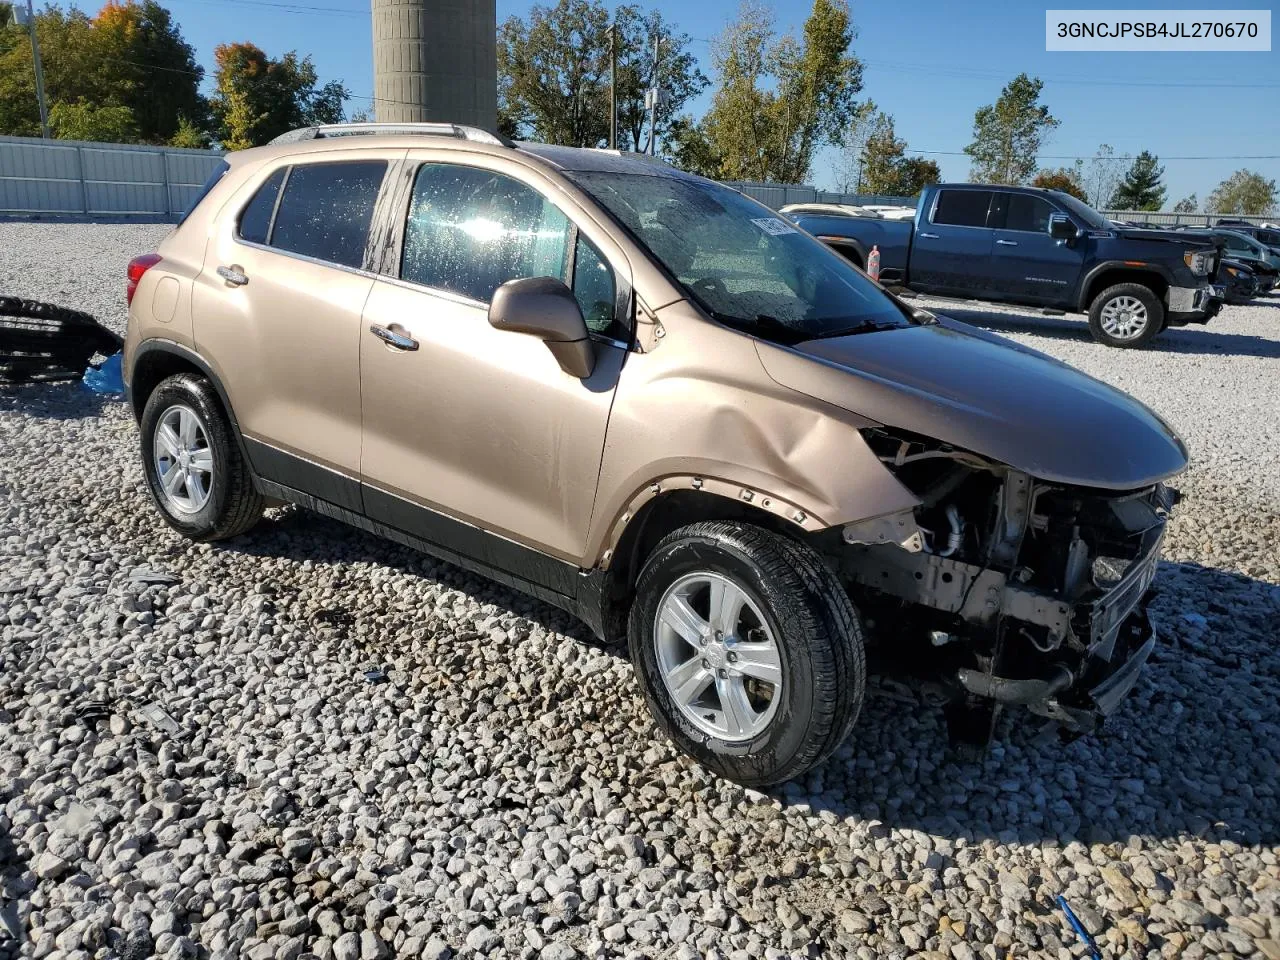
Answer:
[629, 521, 865, 786]
[1087, 283, 1164, 348]
[140, 372, 264, 541]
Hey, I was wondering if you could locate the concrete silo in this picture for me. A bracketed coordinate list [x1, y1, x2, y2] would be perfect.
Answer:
[371, 0, 497, 132]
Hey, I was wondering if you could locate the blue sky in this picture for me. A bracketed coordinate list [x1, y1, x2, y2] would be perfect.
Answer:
[161, 0, 1278, 206]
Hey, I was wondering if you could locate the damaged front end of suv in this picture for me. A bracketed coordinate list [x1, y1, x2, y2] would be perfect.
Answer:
[831, 426, 1174, 743]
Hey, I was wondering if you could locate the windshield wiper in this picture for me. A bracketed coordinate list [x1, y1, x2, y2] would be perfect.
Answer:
[809, 318, 906, 339]
[707, 311, 809, 345]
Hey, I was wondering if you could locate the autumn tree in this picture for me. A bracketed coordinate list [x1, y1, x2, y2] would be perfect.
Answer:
[1032, 164, 1086, 200]
[700, 0, 863, 182]
[92, 1, 205, 142]
[1207, 170, 1277, 215]
[0, 1, 203, 143]
[211, 42, 348, 149]
[963, 73, 1058, 185]
[1108, 150, 1165, 211]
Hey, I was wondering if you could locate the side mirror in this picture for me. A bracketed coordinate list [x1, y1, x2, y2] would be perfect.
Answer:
[1048, 213, 1078, 241]
[488, 276, 594, 378]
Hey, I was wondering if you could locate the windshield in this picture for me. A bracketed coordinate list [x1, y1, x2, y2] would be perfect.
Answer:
[1220, 231, 1265, 256]
[568, 171, 913, 343]
[1052, 191, 1109, 230]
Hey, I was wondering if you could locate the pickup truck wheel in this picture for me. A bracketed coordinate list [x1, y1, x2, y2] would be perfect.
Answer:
[139, 373, 264, 541]
[1087, 283, 1164, 348]
[629, 521, 865, 786]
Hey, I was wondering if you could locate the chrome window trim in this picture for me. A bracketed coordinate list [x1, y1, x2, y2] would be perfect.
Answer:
[231, 237, 382, 282]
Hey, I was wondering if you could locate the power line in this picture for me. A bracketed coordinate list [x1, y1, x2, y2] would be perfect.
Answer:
[908, 149, 1280, 161]
[173, 0, 367, 16]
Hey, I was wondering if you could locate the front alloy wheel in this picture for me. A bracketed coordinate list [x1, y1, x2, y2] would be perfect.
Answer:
[655, 572, 784, 742]
[629, 520, 865, 786]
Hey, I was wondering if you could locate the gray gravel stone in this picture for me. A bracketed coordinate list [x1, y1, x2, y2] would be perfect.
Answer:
[0, 223, 1277, 960]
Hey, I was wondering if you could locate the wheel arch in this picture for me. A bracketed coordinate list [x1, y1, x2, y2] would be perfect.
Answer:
[1078, 263, 1171, 311]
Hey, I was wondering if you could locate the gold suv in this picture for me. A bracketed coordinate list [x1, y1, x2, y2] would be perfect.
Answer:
[125, 123, 1187, 785]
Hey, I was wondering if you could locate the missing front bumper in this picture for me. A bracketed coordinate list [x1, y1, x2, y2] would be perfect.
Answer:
[1027, 601, 1157, 734]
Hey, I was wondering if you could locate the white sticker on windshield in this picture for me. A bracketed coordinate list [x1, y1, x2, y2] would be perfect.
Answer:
[751, 217, 798, 236]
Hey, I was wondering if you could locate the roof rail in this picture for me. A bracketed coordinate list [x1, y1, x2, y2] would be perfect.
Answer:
[270, 123, 513, 147]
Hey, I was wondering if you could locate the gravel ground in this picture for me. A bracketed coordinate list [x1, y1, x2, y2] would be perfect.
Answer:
[1, 222, 1278, 960]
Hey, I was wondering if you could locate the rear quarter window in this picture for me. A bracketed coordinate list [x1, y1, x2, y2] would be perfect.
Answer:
[237, 168, 286, 245]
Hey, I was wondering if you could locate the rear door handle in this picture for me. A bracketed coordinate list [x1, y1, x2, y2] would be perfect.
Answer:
[216, 265, 248, 286]
[369, 323, 418, 351]
[919, 232, 940, 239]
[995, 239, 1018, 246]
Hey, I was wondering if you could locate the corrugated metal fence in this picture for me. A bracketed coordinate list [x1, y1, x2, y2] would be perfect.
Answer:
[0, 135, 224, 218]
[1, 134, 1276, 227]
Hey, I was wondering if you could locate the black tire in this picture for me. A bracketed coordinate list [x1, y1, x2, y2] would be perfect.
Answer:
[139, 373, 263, 541]
[1087, 283, 1164, 348]
[628, 520, 865, 786]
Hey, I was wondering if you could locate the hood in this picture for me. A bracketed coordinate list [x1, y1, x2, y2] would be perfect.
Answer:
[754, 318, 1188, 490]
[1112, 227, 1213, 247]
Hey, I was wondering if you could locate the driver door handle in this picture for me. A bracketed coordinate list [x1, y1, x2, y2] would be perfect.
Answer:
[919, 232, 939, 239]
[996, 239, 1018, 246]
[369, 323, 418, 351]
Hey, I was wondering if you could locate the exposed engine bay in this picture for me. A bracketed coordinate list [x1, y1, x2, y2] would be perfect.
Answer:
[826, 426, 1173, 743]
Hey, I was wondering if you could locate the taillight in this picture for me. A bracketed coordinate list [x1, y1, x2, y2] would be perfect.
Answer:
[126, 253, 162, 306]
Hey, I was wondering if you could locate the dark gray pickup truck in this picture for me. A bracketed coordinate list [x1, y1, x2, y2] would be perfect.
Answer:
[787, 183, 1225, 348]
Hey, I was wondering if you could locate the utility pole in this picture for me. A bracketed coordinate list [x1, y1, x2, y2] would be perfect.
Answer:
[645, 33, 662, 156]
[11, 0, 50, 139]
[609, 23, 616, 150]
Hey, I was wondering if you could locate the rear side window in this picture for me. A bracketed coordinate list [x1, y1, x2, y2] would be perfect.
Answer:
[932, 190, 992, 228]
[401, 163, 571, 303]
[1002, 194, 1054, 233]
[178, 160, 228, 226]
[238, 168, 285, 244]
[269, 161, 387, 269]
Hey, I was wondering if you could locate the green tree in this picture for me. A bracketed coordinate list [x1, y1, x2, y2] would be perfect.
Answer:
[498, 1, 706, 151]
[1172, 194, 1197, 214]
[1207, 170, 1277, 215]
[47, 99, 137, 141]
[701, 1, 773, 180]
[1108, 150, 1165, 211]
[168, 114, 207, 148]
[857, 112, 939, 196]
[210, 42, 348, 149]
[0, 5, 99, 137]
[497, 0, 611, 147]
[663, 115, 720, 176]
[1032, 164, 1086, 200]
[963, 73, 1058, 185]
[701, 0, 863, 183]
[613, 7, 707, 152]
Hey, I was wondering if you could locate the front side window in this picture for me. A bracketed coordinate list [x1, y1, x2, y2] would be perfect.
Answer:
[1003, 194, 1054, 233]
[269, 160, 387, 268]
[932, 190, 993, 228]
[570, 171, 912, 343]
[401, 163, 571, 303]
